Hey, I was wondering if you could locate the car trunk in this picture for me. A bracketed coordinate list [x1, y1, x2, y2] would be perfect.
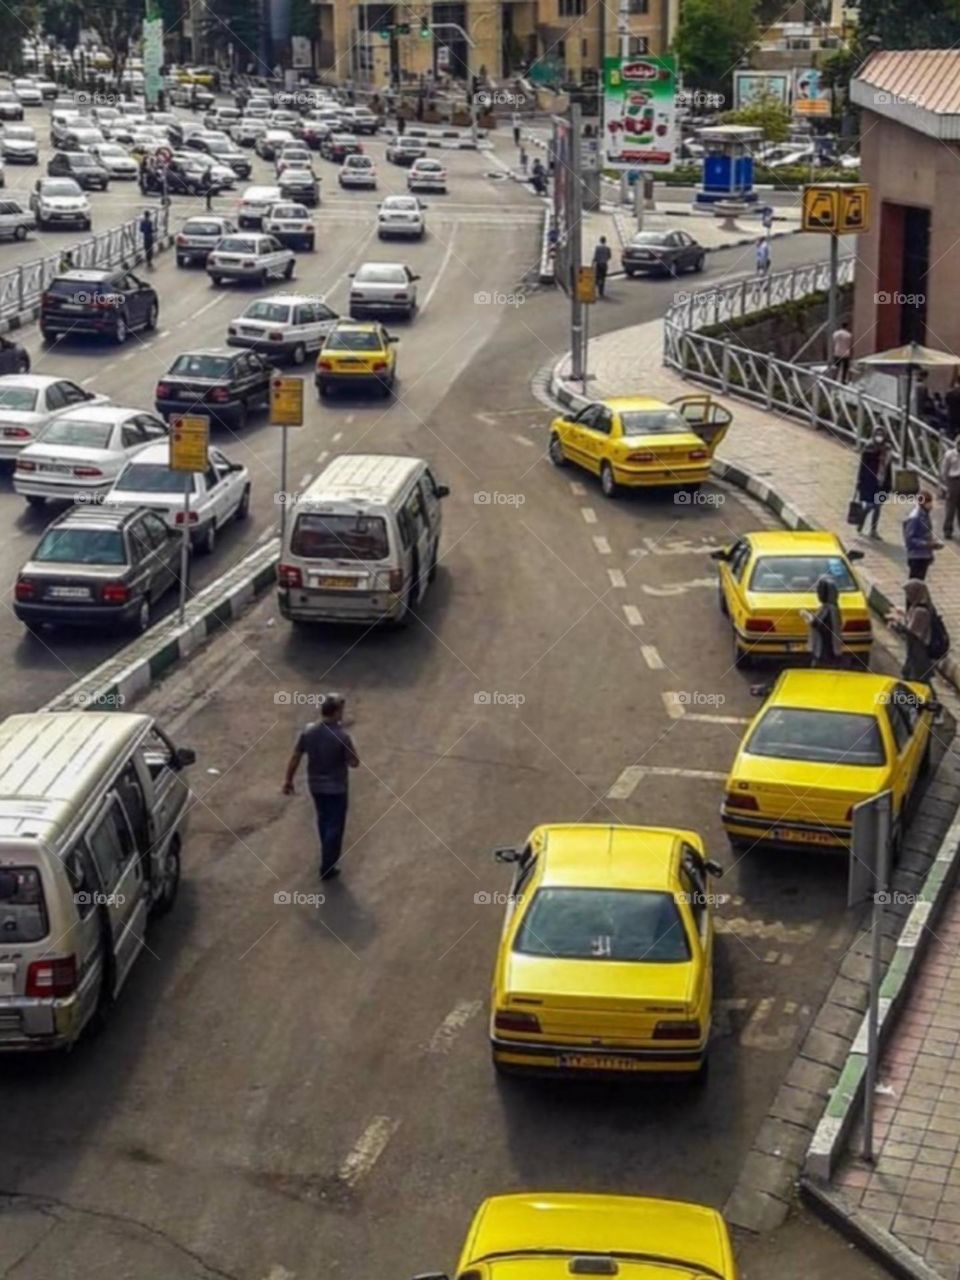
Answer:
[744, 589, 871, 642]
[728, 754, 887, 828]
[20, 561, 129, 605]
[19, 444, 117, 480]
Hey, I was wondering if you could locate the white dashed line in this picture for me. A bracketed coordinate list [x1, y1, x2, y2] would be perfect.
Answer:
[569, 481, 587, 496]
[332, 431, 343, 443]
[121, 350, 138, 361]
[317, 450, 329, 463]
[345, 413, 356, 424]
[592, 536, 611, 555]
[661, 691, 750, 725]
[581, 507, 597, 524]
[157, 329, 170, 338]
[298, 473, 312, 487]
[256, 524, 278, 544]
[81, 375, 96, 386]
[513, 434, 535, 447]
[607, 764, 727, 800]
[641, 645, 664, 669]
[102, 362, 117, 374]
[194, 295, 226, 317]
[622, 605, 644, 626]
[338, 1116, 400, 1187]
[607, 568, 626, 589]
[425, 999, 482, 1054]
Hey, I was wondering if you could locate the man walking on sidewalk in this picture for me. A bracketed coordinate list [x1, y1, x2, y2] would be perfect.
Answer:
[831, 324, 853, 383]
[512, 111, 521, 147]
[139, 209, 155, 269]
[756, 237, 771, 276]
[903, 489, 943, 580]
[282, 694, 360, 880]
[593, 236, 612, 298]
[941, 436, 960, 538]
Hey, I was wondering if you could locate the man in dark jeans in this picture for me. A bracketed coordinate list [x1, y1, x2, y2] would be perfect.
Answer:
[139, 209, 155, 268]
[593, 236, 612, 298]
[902, 489, 943, 580]
[282, 694, 360, 879]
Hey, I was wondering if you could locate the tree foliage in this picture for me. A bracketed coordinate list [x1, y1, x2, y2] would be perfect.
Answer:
[857, 0, 960, 48]
[81, 0, 144, 78]
[1, 1, 40, 73]
[197, 0, 265, 68]
[672, 0, 758, 98]
[722, 88, 791, 141]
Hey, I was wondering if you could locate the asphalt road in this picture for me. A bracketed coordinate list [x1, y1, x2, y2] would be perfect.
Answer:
[0, 127, 918, 1278]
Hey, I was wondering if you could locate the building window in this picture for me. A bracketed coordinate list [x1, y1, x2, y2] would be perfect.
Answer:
[559, 0, 586, 15]
[557, 39, 566, 60]
[628, 0, 649, 11]
[581, 38, 588, 56]
[629, 35, 649, 54]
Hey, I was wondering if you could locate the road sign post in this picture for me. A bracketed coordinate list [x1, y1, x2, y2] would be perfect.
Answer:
[270, 376, 305, 547]
[169, 414, 210, 625]
[801, 183, 870, 367]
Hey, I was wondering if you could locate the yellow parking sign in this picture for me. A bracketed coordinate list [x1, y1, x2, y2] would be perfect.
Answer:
[802, 183, 870, 235]
[169, 414, 209, 472]
[270, 376, 304, 426]
[802, 185, 840, 232]
[577, 266, 597, 304]
[839, 185, 869, 233]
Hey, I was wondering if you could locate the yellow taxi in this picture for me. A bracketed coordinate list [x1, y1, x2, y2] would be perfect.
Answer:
[722, 670, 936, 855]
[713, 530, 871, 668]
[548, 393, 731, 497]
[315, 321, 398, 399]
[446, 1193, 739, 1280]
[490, 824, 721, 1078]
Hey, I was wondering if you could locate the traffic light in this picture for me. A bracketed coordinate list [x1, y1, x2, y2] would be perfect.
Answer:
[420, 17, 431, 38]
[395, 22, 410, 34]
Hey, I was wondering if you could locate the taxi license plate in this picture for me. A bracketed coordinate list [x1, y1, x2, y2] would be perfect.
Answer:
[312, 575, 356, 589]
[773, 827, 836, 845]
[48, 586, 90, 599]
[559, 1053, 646, 1071]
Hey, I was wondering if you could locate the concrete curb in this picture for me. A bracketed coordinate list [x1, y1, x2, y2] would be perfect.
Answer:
[42, 537, 279, 713]
[800, 1180, 948, 1280]
[0, 233, 175, 338]
[381, 126, 490, 150]
[539, 203, 555, 285]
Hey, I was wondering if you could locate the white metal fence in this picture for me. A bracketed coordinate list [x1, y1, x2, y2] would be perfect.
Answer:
[0, 206, 170, 321]
[663, 257, 946, 484]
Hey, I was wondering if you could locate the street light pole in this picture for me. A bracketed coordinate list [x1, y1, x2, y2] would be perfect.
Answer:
[430, 21, 478, 143]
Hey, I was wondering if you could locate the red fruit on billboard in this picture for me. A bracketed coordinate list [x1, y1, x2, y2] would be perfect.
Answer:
[622, 61, 657, 81]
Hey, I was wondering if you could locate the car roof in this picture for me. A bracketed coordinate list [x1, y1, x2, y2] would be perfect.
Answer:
[250, 293, 324, 306]
[171, 346, 235, 357]
[300, 453, 424, 507]
[51, 502, 144, 529]
[744, 530, 846, 556]
[0, 374, 72, 388]
[769, 669, 897, 713]
[243, 185, 281, 196]
[55, 270, 114, 282]
[533, 824, 688, 891]
[601, 396, 673, 413]
[357, 260, 407, 271]
[44, 405, 140, 424]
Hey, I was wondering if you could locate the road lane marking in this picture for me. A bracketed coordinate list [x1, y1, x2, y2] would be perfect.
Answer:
[121, 350, 138, 361]
[316, 450, 329, 463]
[476, 412, 496, 425]
[580, 507, 597, 524]
[345, 413, 355, 424]
[157, 329, 170, 338]
[256, 524, 278, 544]
[622, 605, 643, 626]
[633, 539, 722, 557]
[607, 568, 626, 589]
[425, 998, 482, 1053]
[420, 222, 457, 314]
[641, 645, 663, 668]
[260, 1267, 296, 1280]
[81, 375, 96, 386]
[592, 536, 611, 555]
[661, 691, 749, 725]
[740, 997, 798, 1052]
[102, 362, 117, 374]
[195, 294, 226, 317]
[569, 481, 587, 496]
[641, 578, 716, 597]
[298, 473, 312, 487]
[606, 764, 726, 799]
[513, 433, 535, 447]
[712, 997, 750, 1038]
[332, 431, 342, 442]
[338, 1116, 400, 1187]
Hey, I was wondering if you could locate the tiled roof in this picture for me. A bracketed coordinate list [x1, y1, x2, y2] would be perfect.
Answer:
[852, 49, 960, 140]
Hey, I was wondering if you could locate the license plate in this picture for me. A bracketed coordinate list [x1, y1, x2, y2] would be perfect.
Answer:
[0, 969, 14, 997]
[312, 575, 357, 589]
[559, 1053, 647, 1072]
[337, 359, 363, 367]
[784, 641, 805, 652]
[773, 827, 837, 845]
[48, 586, 91, 599]
[241, 327, 263, 336]
[60, 303, 83, 312]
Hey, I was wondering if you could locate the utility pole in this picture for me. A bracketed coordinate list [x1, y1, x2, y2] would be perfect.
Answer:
[827, 230, 839, 350]
[430, 21, 478, 143]
[569, 103, 584, 384]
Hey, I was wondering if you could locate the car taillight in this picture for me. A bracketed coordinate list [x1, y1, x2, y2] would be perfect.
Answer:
[208, 387, 230, 402]
[176, 233, 186, 245]
[689, 448, 707, 461]
[724, 791, 758, 810]
[101, 582, 129, 603]
[26, 956, 77, 998]
[495, 1010, 541, 1034]
[626, 451, 655, 463]
[278, 563, 302, 588]
[653, 1020, 700, 1040]
[14, 577, 34, 600]
[843, 619, 872, 633]
[393, 293, 407, 300]
[175, 510, 199, 525]
[388, 568, 404, 593]
[73, 465, 103, 478]
[16, 459, 36, 472]
[372, 361, 388, 372]
[242, 259, 255, 268]
[156, 382, 172, 398]
[42, 291, 56, 305]
[745, 618, 776, 633]
[95, 296, 116, 309]
[318, 358, 333, 370]
[4, 426, 30, 438]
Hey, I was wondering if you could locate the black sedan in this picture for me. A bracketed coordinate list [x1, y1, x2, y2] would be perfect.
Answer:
[155, 348, 273, 430]
[14, 504, 180, 635]
[144, 158, 223, 196]
[621, 230, 705, 277]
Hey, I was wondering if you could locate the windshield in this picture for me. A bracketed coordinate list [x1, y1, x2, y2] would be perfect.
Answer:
[115, 462, 194, 494]
[0, 387, 38, 411]
[290, 513, 389, 561]
[183, 220, 226, 236]
[325, 330, 383, 352]
[356, 266, 405, 284]
[99, 145, 126, 156]
[243, 301, 292, 323]
[747, 707, 885, 767]
[749, 555, 857, 594]
[618, 409, 688, 436]
[42, 181, 82, 196]
[38, 419, 113, 449]
[170, 353, 232, 378]
[514, 888, 691, 962]
[271, 205, 306, 218]
[0, 867, 48, 944]
[34, 526, 125, 564]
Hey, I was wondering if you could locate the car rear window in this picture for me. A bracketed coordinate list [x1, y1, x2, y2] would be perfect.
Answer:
[746, 707, 885, 766]
[749, 555, 857, 594]
[325, 330, 382, 352]
[183, 220, 226, 236]
[0, 387, 38, 411]
[0, 867, 48, 943]
[216, 238, 258, 254]
[514, 888, 691, 962]
[35, 526, 126, 564]
[291, 513, 389, 561]
[356, 266, 406, 284]
[619, 410, 688, 436]
[114, 462, 194, 494]
[46, 278, 103, 299]
[243, 301, 292, 323]
[169, 353, 232, 378]
[39, 418, 113, 449]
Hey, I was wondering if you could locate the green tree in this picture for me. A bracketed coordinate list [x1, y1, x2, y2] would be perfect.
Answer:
[722, 87, 791, 141]
[198, 0, 265, 69]
[673, 0, 758, 99]
[40, 0, 82, 50]
[1, 1, 40, 74]
[857, 0, 960, 47]
[290, 0, 315, 40]
[83, 0, 144, 80]
[818, 46, 858, 121]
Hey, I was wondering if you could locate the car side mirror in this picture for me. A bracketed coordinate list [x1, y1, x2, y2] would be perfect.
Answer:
[174, 746, 196, 769]
[411, 274, 421, 282]
[348, 271, 355, 278]
[710, 548, 729, 561]
[388, 335, 399, 343]
[921, 700, 943, 716]
[847, 549, 864, 562]
[493, 845, 521, 863]
[436, 483, 450, 498]
[704, 859, 724, 878]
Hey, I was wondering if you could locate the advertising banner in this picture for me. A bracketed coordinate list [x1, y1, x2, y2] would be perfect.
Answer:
[143, 12, 164, 109]
[794, 68, 830, 116]
[602, 54, 677, 173]
[291, 36, 313, 70]
[732, 70, 791, 110]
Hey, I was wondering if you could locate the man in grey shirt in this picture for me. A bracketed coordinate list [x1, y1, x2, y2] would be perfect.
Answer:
[282, 693, 360, 879]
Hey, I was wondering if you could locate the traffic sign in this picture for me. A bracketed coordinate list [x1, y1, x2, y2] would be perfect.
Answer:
[802, 183, 870, 234]
[577, 266, 597, 305]
[270, 376, 304, 426]
[839, 184, 870, 233]
[801, 185, 839, 232]
[169, 414, 209, 472]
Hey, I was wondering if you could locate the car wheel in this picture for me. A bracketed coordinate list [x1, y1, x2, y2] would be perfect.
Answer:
[176, 254, 187, 267]
[283, 259, 294, 279]
[624, 268, 636, 278]
[694, 254, 706, 272]
[317, 379, 328, 398]
[257, 270, 267, 287]
[200, 521, 216, 555]
[39, 328, 52, 345]
[305, 238, 315, 252]
[290, 342, 306, 366]
[235, 400, 248, 430]
[151, 838, 181, 916]
[548, 433, 567, 467]
[25, 494, 45, 509]
[145, 301, 158, 331]
[236, 485, 251, 520]
[13, 225, 25, 241]
[16, 355, 29, 374]
[379, 377, 392, 398]
[114, 315, 128, 344]
[209, 273, 221, 286]
[717, 581, 728, 616]
[133, 597, 151, 634]
[82, 219, 91, 230]
[427, 545, 438, 583]
[599, 461, 619, 498]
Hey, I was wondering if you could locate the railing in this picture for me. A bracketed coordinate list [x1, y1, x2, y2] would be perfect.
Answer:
[0, 206, 170, 321]
[663, 257, 945, 485]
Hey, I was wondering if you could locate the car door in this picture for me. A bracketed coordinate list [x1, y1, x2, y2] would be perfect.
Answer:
[126, 273, 151, 325]
[0, 336, 20, 375]
[419, 468, 444, 569]
[887, 685, 927, 805]
[207, 450, 240, 523]
[248, 353, 272, 406]
[134, 412, 169, 448]
[679, 848, 713, 1020]
[724, 539, 753, 633]
[127, 513, 159, 601]
[578, 404, 613, 474]
[143, 509, 179, 590]
[83, 794, 149, 995]
[119, 417, 150, 475]
[402, 482, 432, 600]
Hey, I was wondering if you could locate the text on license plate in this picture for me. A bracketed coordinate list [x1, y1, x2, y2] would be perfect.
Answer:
[559, 1054, 647, 1071]
[773, 827, 837, 845]
[311, 575, 357, 589]
[48, 586, 91, 599]
[60, 303, 83, 312]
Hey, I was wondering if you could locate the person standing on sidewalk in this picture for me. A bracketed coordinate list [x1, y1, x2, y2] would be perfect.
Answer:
[761, 204, 774, 234]
[854, 427, 892, 538]
[902, 489, 943, 580]
[512, 111, 521, 147]
[282, 694, 360, 880]
[887, 579, 940, 689]
[593, 236, 612, 298]
[756, 237, 771, 275]
[139, 209, 155, 269]
[831, 324, 853, 383]
[940, 436, 960, 539]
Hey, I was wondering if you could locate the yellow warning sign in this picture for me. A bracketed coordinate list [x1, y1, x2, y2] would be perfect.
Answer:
[802, 183, 870, 235]
[839, 185, 870, 234]
[169, 414, 209, 473]
[802, 185, 840, 233]
[270, 376, 304, 426]
[577, 266, 597, 304]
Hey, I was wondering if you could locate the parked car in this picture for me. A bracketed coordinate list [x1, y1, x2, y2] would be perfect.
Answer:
[88, 141, 138, 179]
[47, 150, 110, 190]
[185, 132, 251, 178]
[104, 440, 251, 554]
[1, 124, 38, 163]
[0, 91, 24, 121]
[0, 197, 35, 241]
[29, 177, 91, 230]
[40, 268, 159, 346]
[206, 233, 296, 286]
[339, 154, 377, 189]
[262, 202, 315, 251]
[0, 375, 105, 461]
[13, 504, 181, 633]
[175, 214, 237, 266]
[227, 293, 339, 365]
[408, 157, 446, 192]
[61, 125, 106, 153]
[386, 136, 427, 165]
[341, 106, 379, 136]
[154, 348, 273, 431]
[238, 184, 282, 227]
[377, 194, 425, 240]
[349, 262, 419, 319]
[621, 229, 705, 277]
[13, 405, 169, 507]
[11, 78, 42, 107]
[232, 117, 266, 146]
[276, 144, 313, 174]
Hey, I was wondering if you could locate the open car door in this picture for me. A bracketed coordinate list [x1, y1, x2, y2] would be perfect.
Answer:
[669, 394, 732, 453]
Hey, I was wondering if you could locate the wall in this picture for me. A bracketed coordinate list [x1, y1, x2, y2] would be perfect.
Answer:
[699, 287, 853, 363]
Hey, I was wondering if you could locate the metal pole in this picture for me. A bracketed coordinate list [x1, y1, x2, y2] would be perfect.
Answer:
[279, 425, 289, 548]
[582, 296, 589, 395]
[827, 232, 839, 349]
[634, 173, 644, 231]
[862, 795, 891, 1162]
[178, 474, 191, 625]
[569, 103, 583, 384]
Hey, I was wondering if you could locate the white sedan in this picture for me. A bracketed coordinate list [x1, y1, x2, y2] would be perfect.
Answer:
[408, 158, 447, 193]
[0, 375, 106, 460]
[206, 233, 296, 285]
[377, 194, 426, 240]
[14, 405, 170, 507]
[12, 79, 41, 107]
[339, 154, 376, 189]
[90, 142, 139, 179]
[103, 441, 251, 555]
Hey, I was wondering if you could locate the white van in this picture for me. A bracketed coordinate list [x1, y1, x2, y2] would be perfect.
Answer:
[0, 711, 195, 1051]
[278, 453, 449, 626]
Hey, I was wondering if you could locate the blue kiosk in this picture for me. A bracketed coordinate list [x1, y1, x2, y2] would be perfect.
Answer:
[694, 126, 763, 206]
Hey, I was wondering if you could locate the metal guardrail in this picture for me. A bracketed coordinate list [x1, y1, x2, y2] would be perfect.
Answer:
[0, 206, 170, 321]
[662, 258, 946, 485]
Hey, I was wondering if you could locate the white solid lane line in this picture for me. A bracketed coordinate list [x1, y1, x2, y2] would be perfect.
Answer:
[194, 294, 226, 318]
[338, 1116, 400, 1188]
[607, 764, 728, 800]
[425, 998, 483, 1054]
[419, 222, 457, 315]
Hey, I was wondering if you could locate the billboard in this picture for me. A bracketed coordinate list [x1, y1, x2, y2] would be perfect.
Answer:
[143, 12, 164, 109]
[602, 54, 677, 173]
[794, 67, 831, 116]
[732, 70, 791, 111]
[552, 115, 574, 296]
[291, 36, 312, 69]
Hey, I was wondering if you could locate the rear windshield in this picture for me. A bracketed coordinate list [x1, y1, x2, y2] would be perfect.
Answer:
[514, 888, 691, 962]
[270, 205, 306, 218]
[747, 707, 885, 767]
[115, 462, 194, 494]
[356, 266, 406, 284]
[5, 127, 34, 139]
[291, 513, 390, 561]
[34, 526, 126, 564]
[39, 418, 113, 448]
[243, 302, 292, 323]
[0, 387, 38, 411]
[169, 353, 232, 378]
[749, 555, 857, 594]
[325, 331, 382, 352]
[0, 867, 48, 943]
[182, 220, 226, 236]
[217, 238, 258, 253]
[618, 410, 688, 436]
